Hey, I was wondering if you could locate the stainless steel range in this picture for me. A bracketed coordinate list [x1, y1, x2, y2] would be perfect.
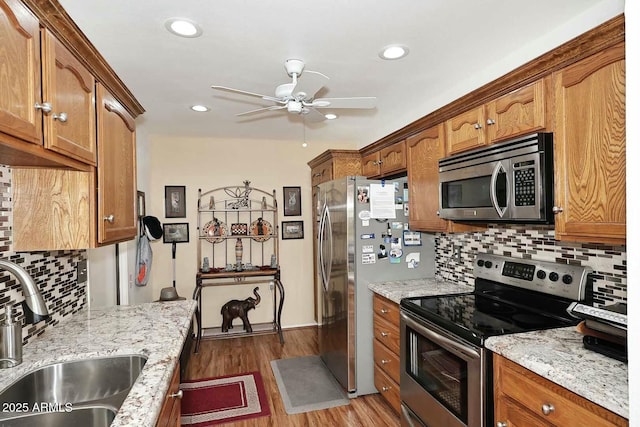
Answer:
[399, 254, 592, 427]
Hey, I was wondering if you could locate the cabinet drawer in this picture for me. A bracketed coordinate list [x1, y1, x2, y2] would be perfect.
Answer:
[495, 356, 628, 427]
[373, 338, 400, 384]
[374, 365, 400, 414]
[373, 314, 400, 355]
[373, 294, 399, 328]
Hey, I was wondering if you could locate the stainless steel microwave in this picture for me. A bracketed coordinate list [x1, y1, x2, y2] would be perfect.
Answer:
[438, 133, 554, 224]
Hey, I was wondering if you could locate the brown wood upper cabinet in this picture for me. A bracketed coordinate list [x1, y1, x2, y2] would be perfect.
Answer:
[553, 44, 625, 245]
[445, 78, 547, 155]
[0, 0, 96, 166]
[406, 125, 448, 232]
[362, 140, 406, 178]
[41, 29, 97, 164]
[96, 83, 137, 245]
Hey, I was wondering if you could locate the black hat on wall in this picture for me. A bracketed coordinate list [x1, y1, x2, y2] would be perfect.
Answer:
[142, 216, 163, 240]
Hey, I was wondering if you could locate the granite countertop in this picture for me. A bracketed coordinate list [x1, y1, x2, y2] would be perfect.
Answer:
[0, 300, 197, 427]
[367, 277, 473, 304]
[485, 327, 628, 419]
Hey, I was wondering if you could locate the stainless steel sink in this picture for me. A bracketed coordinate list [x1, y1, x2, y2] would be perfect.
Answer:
[0, 354, 147, 424]
[0, 405, 116, 427]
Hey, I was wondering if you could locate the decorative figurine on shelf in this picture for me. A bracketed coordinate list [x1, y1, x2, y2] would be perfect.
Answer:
[202, 257, 210, 273]
[261, 196, 268, 210]
[235, 238, 243, 271]
[221, 287, 261, 333]
[256, 217, 265, 235]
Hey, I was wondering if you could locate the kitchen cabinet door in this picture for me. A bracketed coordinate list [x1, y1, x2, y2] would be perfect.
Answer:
[0, 0, 42, 145]
[406, 125, 448, 232]
[361, 151, 380, 177]
[445, 106, 486, 154]
[12, 168, 94, 251]
[96, 83, 137, 245]
[379, 140, 406, 176]
[553, 44, 625, 244]
[486, 78, 547, 143]
[41, 29, 97, 165]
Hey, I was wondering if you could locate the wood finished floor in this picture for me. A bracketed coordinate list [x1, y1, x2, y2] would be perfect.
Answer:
[183, 327, 401, 427]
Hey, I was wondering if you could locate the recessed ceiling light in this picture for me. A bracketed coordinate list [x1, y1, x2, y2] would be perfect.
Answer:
[324, 113, 338, 120]
[165, 18, 202, 38]
[379, 45, 409, 60]
[191, 105, 210, 112]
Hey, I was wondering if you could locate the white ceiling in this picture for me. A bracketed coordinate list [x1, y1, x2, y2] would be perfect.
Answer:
[58, 0, 623, 148]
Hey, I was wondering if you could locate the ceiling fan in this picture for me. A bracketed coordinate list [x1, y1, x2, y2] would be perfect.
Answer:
[211, 59, 376, 122]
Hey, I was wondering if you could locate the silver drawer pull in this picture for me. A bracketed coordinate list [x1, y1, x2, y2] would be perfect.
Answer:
[496, 422, 508, 427]
[541, 403, 555, 415]
[381, 386, 390, 392]
[380, 308, 389, 314]
[169, 389, 183, 399]
[53, 112, 68, 122]
[381, 359, 390, 365]
[380, 332, 389, 337]
[103, 214, 115, 223]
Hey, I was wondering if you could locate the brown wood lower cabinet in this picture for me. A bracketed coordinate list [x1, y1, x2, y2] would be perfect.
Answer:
[372, 294, 400, 414]
[494, 355, 628, 427]
[155, 364, 181, 427]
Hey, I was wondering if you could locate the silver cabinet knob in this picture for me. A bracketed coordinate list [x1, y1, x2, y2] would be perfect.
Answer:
[381, 386, 390, 392]
[53, 112, 68, 122]
[380, 308, 389, 314]
[487, 119, 496, 125]
[103, 214, 115, 223]
[496, 422, 508, 427]
[380, 331, 389, 337]
[381, 359, 390, 365]
[169, 389, 183, 399]
[552, 206, 563, 214]
[34, 102, 52, 113]
[474, 123, 483, 129]
[541, 403, 555, 415]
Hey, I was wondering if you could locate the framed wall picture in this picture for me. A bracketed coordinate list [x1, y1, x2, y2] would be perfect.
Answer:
[283, 186, 302, 216]
[165, 185, 186, 218]
[137, 191, 146, 218]
[282, 220, 304, 240]
[163, 222, 189, 243]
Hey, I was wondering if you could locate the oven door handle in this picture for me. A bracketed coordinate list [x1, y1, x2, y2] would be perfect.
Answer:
[401, 311, 481, 361]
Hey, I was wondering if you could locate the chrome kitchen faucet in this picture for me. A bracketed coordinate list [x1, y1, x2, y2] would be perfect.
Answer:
[0, 260, 50, 368]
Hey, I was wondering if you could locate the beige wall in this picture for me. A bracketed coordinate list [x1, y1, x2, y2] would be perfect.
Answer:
[147, 135, 356, 329]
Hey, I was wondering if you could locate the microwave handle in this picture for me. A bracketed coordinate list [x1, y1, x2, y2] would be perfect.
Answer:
[490, 161, 508, 218]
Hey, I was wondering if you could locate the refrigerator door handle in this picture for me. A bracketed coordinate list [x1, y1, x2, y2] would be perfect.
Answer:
[318, 204, 332, 292]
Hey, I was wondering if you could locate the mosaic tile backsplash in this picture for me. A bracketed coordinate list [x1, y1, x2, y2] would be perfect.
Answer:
[0, 165, 87, 345]
[435, 225, 627, 308]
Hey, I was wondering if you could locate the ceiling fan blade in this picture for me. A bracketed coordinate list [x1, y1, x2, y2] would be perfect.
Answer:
[302, 107, 327, 123]
[312, 97, 377, 109]
[212, 85, 282, 103]
[236, 105, 286, 116]
[292, 71, 329, 100]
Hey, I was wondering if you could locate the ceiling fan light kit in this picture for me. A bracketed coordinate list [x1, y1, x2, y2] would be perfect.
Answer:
[211, 59, 376, 121]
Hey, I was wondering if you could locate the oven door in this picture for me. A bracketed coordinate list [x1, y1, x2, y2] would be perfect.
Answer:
[400, 310, 486, 427]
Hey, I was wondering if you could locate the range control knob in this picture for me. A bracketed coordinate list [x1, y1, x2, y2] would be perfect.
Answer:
[477, 259, 485, 267]
[536, 270, 546, 280]
[484, 261, 493, 269]
[549, 272, 559, 282]
[562, 274, 573, 285]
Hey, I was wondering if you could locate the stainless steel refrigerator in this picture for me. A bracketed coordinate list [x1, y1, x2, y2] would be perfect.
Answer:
[317, 176, 435, 397]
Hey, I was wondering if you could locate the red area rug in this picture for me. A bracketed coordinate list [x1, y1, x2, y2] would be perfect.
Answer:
[180, 371, 270, 426]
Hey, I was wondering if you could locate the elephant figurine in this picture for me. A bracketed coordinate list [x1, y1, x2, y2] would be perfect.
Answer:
[221, 287, 261, 333]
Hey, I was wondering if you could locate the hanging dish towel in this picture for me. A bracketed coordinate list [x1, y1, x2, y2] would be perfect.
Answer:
[135, 234, 153, 286]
